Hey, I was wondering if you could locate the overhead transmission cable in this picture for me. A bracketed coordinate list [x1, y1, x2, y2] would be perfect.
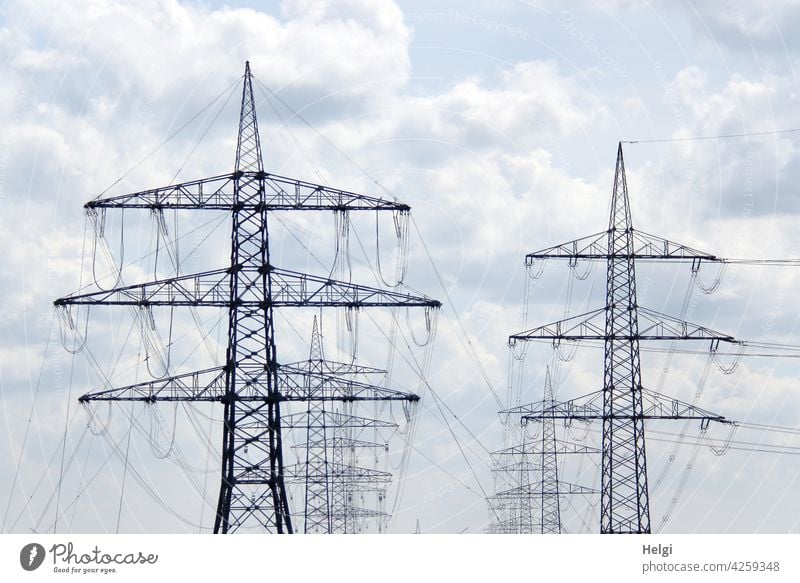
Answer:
[94, 77, 241, 199]
[622, 127, 800, 144]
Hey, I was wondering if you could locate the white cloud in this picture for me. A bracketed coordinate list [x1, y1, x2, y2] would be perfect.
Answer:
[675, 0, 800, 51]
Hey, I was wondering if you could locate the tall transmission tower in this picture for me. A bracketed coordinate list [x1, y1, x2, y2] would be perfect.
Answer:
[54, 62, 439, 533]
[507, 143, 746, 533]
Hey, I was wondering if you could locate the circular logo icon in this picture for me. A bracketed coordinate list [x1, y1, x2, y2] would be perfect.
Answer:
[20, 543, 46, 571]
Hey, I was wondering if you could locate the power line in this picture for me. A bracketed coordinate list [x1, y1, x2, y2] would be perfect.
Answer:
[253, 75, 505, 410]
[95, 78, 241, 199]
[623, 127, 800, 144]
[1, 314, 56, 532]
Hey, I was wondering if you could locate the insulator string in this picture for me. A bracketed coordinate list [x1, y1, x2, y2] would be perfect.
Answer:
[697, 262, 727, 295]
[406, 305, 437, 348]
[84, 401, 113, 437]
[345, 306, 359, 361]
[702, 423, 738, 456]
[711, 343, 744, 375]
[89, 207, 125, 291]
[555, 340, 579, 362]
[148, 402, 178, 460]
[375, 209, 410, 288]
[140, 306, 173, 380]
[569, 257, 593, 280]
[57, 305, 89, 355]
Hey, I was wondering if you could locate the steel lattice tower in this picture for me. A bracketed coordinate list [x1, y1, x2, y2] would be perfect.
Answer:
[54, 62, 439, 533]
[283, 410, 396, 531]
[509, 143, 743, 533]
[601, 145, 650, 532]
[283, 317, 400, 533]
[486, 435, 538, 534]
[538, 368, 562, 533]
[300, 317, 332, 532]
[490, 367, 597, 533]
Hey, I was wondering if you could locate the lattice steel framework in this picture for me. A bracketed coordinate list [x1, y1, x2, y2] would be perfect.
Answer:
[55, 62, 439, 533]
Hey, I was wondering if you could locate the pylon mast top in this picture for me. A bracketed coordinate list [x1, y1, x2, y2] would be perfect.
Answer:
[236, 61, 263, 173]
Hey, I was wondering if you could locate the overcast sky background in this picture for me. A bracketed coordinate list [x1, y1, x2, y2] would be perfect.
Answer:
[4, 0, 800, 534]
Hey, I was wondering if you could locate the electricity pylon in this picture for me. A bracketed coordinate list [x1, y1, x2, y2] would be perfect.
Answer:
[282, 316, 401, 533]
[539, 367, 568, 533]
[54, 62, 439, 533]
[284, 409, 396, 532]
[508, 143, 739, 533]
[490, 367, 598, 533]
[486, 434, 538, 534]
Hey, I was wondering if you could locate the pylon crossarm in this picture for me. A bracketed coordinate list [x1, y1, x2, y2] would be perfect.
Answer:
[277, 368, 420, 402]
[55, 268, 230, 307]
[55, 266, 441, 308]
[270, 268, 441, 307]
[520, 390, 603, 420]
[347, 485, 390, 495]
[283, 462, 392, 483]
[281, 410, 398, 429]
[78, 367, 227, 402]
[316, 506, 388, 521]
[86, 171, 410, 212]
[500, 398, 548, 416]
[524, 230, 720, 263]
[638, 388, 730, 422]
[280, 359, 386, 376]
[490, 443, 537, 455]
[525, 231, 608, 261]
[487, 519, 545, 533]
[508, 307, 606, 342]
[78, 366, 418, 403]
[509, 306, 739, 343]
[637, 307, 737, 342]
[291, 437, 387, 450]
[491, 460, 542, 473]
[491, 442, 600, 456]
[493, 481, 597, 498]
[261, 172, 409, 211]
[328, 507, 389, 519]
[521, 388, 730, 423]
[631, 230, 720, 262]
[86, 174, 237, 210]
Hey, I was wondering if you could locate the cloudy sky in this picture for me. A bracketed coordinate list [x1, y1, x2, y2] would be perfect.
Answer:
[3, 0, 800, 535]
